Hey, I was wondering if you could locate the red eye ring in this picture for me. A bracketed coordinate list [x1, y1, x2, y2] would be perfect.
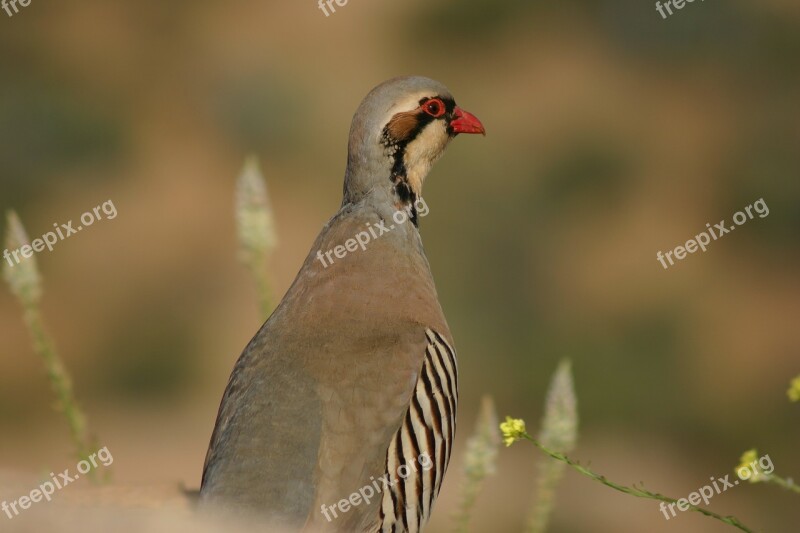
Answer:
[422, 98, 446, 118]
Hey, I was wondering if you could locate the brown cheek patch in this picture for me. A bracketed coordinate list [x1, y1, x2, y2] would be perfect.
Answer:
[385, 111, 420, 143]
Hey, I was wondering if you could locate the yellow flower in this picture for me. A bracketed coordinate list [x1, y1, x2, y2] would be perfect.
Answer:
[735, 449, 766, 483]
[788, 375, 800, 402]
[500, 417, 527, 447]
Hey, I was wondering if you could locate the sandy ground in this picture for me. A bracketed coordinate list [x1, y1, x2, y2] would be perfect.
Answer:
[0, 470, 292, 533]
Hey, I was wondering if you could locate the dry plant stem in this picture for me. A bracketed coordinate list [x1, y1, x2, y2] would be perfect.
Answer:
[528, 359, 577, 533]
[452, 396, 500, 533]
[235, 156, 277, 318]
[4, 211, 100, 482]
[21, 304, 97, 481]
[519, 433, 755, 533]
[528, 457, 562, 533]
[249, 258, 272, 319]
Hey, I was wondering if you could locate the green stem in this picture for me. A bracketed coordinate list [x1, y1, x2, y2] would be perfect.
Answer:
[22, 304, 97, 482]
[519, 432, 755, 533]
[452, 396, 500, 533]
[765, 474, 800, 494]
[247, 257, 272, 319]
[453, 472, 482, 533]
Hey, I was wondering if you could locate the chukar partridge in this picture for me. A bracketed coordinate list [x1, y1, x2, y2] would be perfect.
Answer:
[201, 76, 485, 533]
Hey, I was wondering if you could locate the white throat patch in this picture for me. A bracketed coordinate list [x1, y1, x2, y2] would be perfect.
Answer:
[403, 119, 451, 197]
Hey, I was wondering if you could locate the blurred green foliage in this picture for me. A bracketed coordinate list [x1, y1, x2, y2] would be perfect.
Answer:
[0, 81, 121, 214]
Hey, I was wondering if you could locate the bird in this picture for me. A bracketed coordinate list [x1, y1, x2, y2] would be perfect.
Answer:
[200, 76, 485, 533]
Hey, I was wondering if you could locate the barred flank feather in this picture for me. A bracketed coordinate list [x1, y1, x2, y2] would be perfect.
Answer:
[380, 329, 458, 532]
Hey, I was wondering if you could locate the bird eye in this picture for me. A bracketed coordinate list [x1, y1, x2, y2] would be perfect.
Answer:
[423, 99, 445, 118]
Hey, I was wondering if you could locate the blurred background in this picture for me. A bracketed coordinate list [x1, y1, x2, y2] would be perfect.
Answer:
[1, 0, 798, 531]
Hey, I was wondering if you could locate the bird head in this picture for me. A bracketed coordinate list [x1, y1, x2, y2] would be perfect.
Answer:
[343, 76, 485, 211]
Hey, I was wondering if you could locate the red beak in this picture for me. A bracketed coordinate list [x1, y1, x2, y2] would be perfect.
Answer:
[450, 106, 486, 136]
